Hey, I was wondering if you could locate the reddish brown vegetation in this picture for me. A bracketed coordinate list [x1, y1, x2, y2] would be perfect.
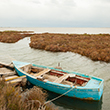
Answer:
[29, 33, 110, 63]
[0, 31, 34, 43]
[0, 80, 58, 110]
[0, 31, 110, 63]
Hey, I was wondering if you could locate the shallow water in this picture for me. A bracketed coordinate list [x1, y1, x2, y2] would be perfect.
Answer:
[0, 28, 110, 110]
[0, 37, 110, 110]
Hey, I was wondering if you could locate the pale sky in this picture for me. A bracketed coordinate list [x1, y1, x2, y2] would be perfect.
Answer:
[0, 0, 110, 27]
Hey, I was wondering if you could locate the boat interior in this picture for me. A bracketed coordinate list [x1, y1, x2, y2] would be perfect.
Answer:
[20, 64, 90, 87]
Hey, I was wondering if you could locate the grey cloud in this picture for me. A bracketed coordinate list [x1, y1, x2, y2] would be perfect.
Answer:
[0, 0, 110, 27]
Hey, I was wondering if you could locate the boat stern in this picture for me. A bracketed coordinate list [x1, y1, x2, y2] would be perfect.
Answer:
[84, 77, 104, 101]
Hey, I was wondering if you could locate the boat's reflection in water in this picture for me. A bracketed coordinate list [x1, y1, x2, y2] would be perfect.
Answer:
[47, 90, 102, 110]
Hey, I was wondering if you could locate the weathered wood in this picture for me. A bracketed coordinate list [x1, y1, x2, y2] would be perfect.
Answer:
[0, 62, 27, 85]
[0, 62, 10, 66]
[0, 62, 14, 70]
[43, 74, 58, 82]
[22, 64, 32, 73]
[76, 76, 89, 81]
[31, 66, 44, 73]
[7, 78, 23, 84]
[0, 71, 16, 77]
[0, 66, 16, 77]
[4, 75, 19, 81]
[6, 76, 26, 84]
[0, 67, 13, 72]
[51, 70, 64, 75]
[53, 74, 69, 83]
[61, 80, 73, 86]
[33, 69, 51, 77]
[54, 74, 75, 83]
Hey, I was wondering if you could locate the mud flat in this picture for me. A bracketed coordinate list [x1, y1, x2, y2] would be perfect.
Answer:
[29, 33, 110, 63]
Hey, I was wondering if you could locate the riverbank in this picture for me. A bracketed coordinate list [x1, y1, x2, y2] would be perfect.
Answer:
[0, 31, 110, 63]
[29, 33, 110, 63]
[0, 62, 58, 110]
[0, 31, 34, 43]
[0, 31, 110, 110]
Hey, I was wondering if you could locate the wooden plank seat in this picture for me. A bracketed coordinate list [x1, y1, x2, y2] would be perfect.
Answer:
[53, 74, 75, 84]
[31, 66, 44, 71]
[43, 74, 58, 82]
[33, 68, 51, 77]
[51, 70, 65, 75]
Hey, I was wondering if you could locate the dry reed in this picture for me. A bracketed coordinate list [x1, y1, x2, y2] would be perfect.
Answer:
[29, 33, 110, 63]
[0, 31, 34, 43]
[0, 79, 58, 110]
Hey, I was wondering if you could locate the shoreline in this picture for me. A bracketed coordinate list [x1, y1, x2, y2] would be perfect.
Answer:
[1, 27, 110, 34]
[29, 33, 110, 63]
[0, 62, 58, 110]
[0, 31, 110, 63]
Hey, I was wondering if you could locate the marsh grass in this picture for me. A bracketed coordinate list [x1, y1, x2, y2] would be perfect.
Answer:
[29, 33, 110, 63]
[0, 31, 34, 43]
[1, 31, 110, 62]
[0, 79, 58, 110]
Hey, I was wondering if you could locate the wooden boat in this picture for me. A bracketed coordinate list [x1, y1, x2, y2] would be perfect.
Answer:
[12, 61, 104, 101]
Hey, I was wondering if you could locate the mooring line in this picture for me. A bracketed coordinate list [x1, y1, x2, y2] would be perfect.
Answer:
[6, 54, 16, 61]
[44, 86, 75, 107]
[37, 87, 75, 110]
[0, 53, 16, 61]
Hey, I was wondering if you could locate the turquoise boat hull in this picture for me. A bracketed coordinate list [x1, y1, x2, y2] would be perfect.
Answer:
[12, 61, 104, 101]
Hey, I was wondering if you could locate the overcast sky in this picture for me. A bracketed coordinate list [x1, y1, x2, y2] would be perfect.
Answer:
[0, 0, 110, 27]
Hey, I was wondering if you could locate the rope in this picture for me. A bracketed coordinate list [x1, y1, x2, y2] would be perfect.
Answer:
[44, 86, 75, 105]
[36, 87, 75, 110]
[6, 55, 16, 61]
[25, 87, 75, 110]
[0, 53, 16, 61]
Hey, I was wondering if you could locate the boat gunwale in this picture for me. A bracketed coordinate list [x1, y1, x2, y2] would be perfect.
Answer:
[13, 62, 103, 90]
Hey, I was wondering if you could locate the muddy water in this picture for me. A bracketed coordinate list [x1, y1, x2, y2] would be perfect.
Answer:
[0, 37, 110, 110]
